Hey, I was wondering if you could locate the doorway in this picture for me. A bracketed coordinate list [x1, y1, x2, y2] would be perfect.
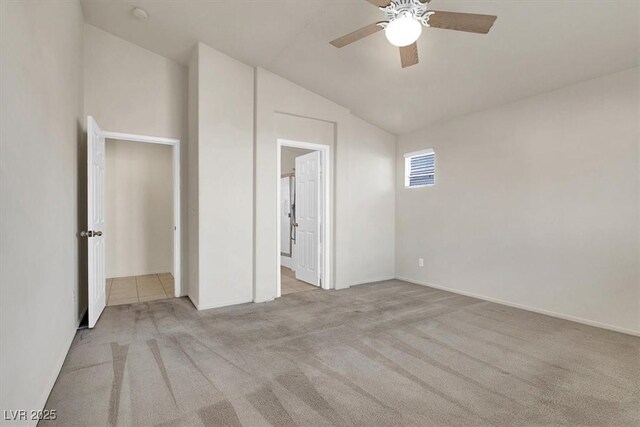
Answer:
[276, 139, 331, 298]
[85, 116, 181, 327]
[105, 139, 175, 306]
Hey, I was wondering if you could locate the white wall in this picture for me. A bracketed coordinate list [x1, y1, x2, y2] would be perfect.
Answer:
[188, 43, 254, 309]
[276, 113, 397, 288]
[396, 68, 640, 334]
[187, 46, 200, 304]
[348, 115, 396, 285]
[255, 68, 350, 301]
[83, 24, 188, 293]
[84, 24, 187, 139]
[0, 0, 84, 421]
[255, 67, 396, 302]
[187, 49, 396, 308]
[105, 140, 173, 278]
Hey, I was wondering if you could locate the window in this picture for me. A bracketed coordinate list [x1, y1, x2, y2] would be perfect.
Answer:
[404, 148, 435, 188]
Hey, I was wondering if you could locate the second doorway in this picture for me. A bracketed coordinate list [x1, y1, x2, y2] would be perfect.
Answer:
[279, 144, 324, 296]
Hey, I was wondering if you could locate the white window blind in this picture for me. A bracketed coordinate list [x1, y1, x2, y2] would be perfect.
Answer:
[404, 149, 435, 188]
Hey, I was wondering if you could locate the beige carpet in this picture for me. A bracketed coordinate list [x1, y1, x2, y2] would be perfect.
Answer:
[43, 280, 639, 426]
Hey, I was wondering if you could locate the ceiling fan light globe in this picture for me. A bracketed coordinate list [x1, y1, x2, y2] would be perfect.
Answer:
[385, 15, 422, 47]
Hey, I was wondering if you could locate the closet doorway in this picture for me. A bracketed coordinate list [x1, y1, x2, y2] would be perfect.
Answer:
[84, 116, 181, 327]
[105, 138, 175, 307]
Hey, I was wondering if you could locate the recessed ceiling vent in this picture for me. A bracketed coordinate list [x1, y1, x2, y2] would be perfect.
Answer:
[132, 7, 149, 21]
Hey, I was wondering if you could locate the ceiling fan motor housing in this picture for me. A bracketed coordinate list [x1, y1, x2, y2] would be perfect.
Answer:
[380, 0, 434, 27]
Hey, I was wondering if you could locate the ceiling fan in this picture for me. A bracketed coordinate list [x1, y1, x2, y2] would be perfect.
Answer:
[330, 0, 497, 68]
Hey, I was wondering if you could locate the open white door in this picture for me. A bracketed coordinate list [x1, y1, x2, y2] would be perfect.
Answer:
[294, 151, 321, 286]
[85, 116, 106, 328]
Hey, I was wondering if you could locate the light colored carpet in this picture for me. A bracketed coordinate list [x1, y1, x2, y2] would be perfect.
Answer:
[43, 280, 640, 426]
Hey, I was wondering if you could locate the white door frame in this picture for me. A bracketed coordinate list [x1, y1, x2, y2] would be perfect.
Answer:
[102, 130, 182, 298]
[276, 139, 331, 297]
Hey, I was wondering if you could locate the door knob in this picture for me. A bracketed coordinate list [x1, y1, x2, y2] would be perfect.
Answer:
[80, 230, 103, 237]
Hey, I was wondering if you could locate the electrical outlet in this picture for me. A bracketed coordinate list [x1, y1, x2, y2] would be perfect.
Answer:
[418, 258, 424, 267]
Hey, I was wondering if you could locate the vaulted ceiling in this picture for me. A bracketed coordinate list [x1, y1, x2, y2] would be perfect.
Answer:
[81, 0, 640, 134]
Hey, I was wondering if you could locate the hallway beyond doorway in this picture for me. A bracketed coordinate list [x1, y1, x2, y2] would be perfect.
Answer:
[280, 267, 318, 295]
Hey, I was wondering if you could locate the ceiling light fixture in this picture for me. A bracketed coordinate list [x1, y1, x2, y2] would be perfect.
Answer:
[330, 0, 497, 69]
[384, 12, 422, 47]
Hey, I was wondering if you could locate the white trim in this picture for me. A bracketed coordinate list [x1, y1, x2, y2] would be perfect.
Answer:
[103, 131, 182, 298]
[351, 276, 396, 286]
[403, 148, 434, 158]
[280, 255, 295, 270]
[404, 149, 435, 188]
[405, 184, 434, 189]
[397, 276, 640, 337]
[35, 314, 84, 427]
[277, 139, 332, 298]
[172, 144, 181, 296]
[188, 294, 249, 311]
[102, 131, 179, 146]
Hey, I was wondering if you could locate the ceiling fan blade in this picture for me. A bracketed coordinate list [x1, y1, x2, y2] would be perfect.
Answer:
[427, 10, 497, 34]
[400, 42, 419, 68]
[330, 22, 384, 48]
[365, 0, 391, 7]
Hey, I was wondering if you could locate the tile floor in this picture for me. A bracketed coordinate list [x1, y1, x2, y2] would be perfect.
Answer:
[281, 266, 318, 295]
[106, 273, 174, 306]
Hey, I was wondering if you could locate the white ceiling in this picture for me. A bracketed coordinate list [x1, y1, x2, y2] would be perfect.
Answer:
[81, 0, 640, 135]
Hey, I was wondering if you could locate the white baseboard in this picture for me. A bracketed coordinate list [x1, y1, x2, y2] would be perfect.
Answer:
[397, 276, 640, 337]
[188, 294, 252, 311]
[280, 255, 294, 270]
[351, 276, 396, 287]
[32, 316, 82, 427]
